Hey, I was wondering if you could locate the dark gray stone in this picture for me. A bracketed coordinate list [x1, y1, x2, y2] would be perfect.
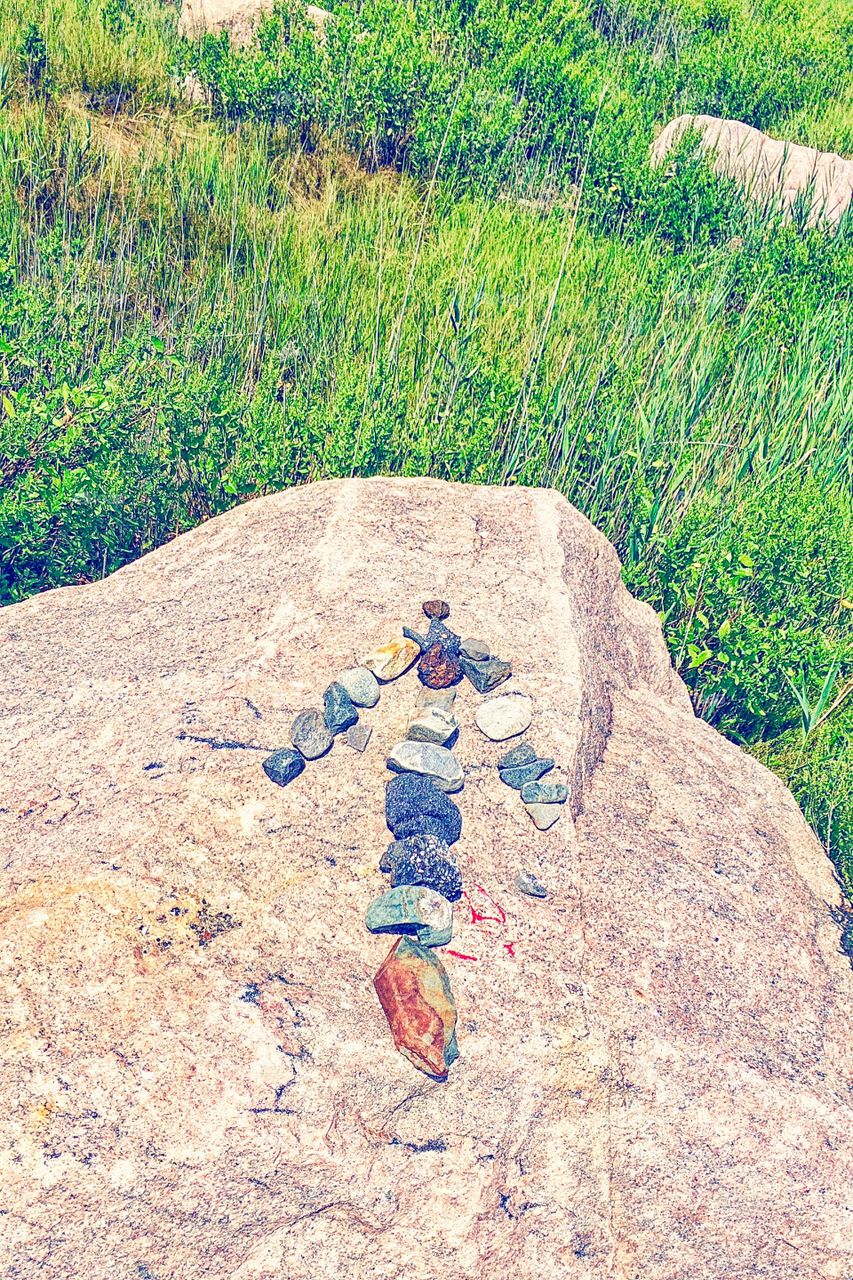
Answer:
[520, 781, 569, 804]
[385, 773, 462, 845]
[403, 625, 429, 652]
[498, 740, 537, 770]
[290, 709, 333, 759]
[323, 682, 358, 735]
[499, 758, 555, 790]
[381, 835, 463, 903]
[461, 656, 512, 693]
[516, 871, 548, 898]
[262, 748, 305, 787]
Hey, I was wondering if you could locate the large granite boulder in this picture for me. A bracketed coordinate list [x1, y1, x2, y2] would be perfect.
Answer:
[1, 477, 851, 1279]
[178, 0, 329, 43]
[652, 113, 853, 228]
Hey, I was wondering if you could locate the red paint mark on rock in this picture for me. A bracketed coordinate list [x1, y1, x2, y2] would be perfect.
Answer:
[465, 885, 507, 928]
[503, 941, 518, 958]
[445, 949, 479, 961]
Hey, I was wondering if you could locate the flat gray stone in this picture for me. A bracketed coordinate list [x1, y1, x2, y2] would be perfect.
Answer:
[498, 740, 537, 770]
[500, 758, 555, 789]
[416, 686, 457, 711]
[365, 884, 453, 947]
[290, 709, 333, 759]
[387, 741, 464, 792]
[521, 781, 568, 804]
[406, 705, 458, 746]
[475, 693, 532, 741]
[461, 656, 512, 693]
[346, 723, 372, 752]
[338, 666, 380, 708]
[460, 638, 490, 661]
[524, 801, 563, 831]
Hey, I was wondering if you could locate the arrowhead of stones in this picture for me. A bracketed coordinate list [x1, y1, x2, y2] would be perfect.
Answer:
[374, 937, 459, 1079]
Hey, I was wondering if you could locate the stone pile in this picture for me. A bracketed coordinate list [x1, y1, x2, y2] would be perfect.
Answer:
[260, 596, 564, 1079]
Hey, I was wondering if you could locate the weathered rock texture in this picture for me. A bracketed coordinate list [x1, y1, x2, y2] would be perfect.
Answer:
[652, 113, 853, 228]
[1, 477, 851, 1279]
[178, 0, 329, 43]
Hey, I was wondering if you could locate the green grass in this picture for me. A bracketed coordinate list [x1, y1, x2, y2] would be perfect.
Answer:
[1, 0, 852, 893]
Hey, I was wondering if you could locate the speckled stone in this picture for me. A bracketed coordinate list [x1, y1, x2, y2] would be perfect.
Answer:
[346, 723, 372, 753]
[499, 758, 555, 790]
[385, 774, 462, 845]
[381, 835, 463, 903]
[460, 638, 490, 661]
[387, 741, 464, 792]
[337, 666, 380, 708]
[521, 781, 568, 804]
[406, 704, 458, 746]
[290, 709, 333, 759]
[475, 693, 532, 741]
[525, 802, 563, 831]
[422, 600, 450, 620]
[323, 682, 358, 735]
[498, 741, 537, 770]
[461, 655, 512, 693]
[261, 748, 305, 787]
[365, 884, 453, 948]
[418, 643, 463, 689]
[374, 937, 459, 1079]
[516, 871, 548, 898]
[362, 637, 420, 682]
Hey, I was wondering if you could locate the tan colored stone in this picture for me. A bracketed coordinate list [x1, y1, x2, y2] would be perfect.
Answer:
[0, 476, 851, 1279]
[651, 113, 853, 228]
[361, 636, 420, 682]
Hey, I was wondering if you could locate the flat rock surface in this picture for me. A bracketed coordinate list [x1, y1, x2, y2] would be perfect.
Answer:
[0, 476, 851, 1280]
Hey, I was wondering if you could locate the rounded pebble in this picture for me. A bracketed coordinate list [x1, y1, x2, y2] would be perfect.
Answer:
[516, 871, 548, 898]
[475, 693, 532, 741]
[338, 666, 380, 708]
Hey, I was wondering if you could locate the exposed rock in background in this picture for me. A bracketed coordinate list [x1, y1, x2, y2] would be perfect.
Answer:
[1, 477, 851, 1278]
[652, 113, 853, 228]
[178, 0, 330, 44]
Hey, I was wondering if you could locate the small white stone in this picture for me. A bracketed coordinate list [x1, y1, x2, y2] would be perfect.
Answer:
[338, 666, 380, 707]
[524, 802, 562, 831]
[474, 693, 532, 741]
[406, 705, 458, 746]
[386, 741, 464, 792]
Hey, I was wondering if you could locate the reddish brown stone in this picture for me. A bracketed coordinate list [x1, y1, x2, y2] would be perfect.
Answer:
[374, 937, 459, 1079]
[422, 599, 450, 620]
[418, 643, 462, 689]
